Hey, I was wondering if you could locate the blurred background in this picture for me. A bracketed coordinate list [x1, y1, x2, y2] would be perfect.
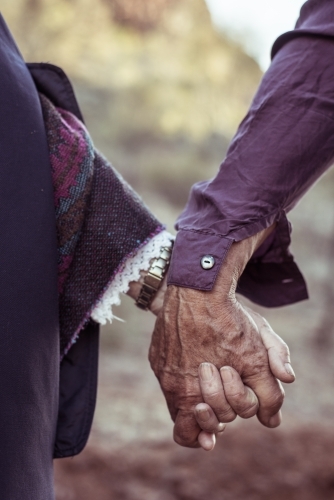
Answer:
[3, 0, 334, 498]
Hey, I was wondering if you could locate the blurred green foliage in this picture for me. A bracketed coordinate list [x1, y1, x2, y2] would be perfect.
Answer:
[2, 0, 262, 207]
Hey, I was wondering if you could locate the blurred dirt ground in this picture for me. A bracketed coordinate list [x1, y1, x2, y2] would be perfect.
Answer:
[55, 424, 334, 500]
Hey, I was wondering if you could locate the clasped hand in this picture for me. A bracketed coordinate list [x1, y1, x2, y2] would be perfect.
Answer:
[194, 304, 295, 450]
[149, 233, 295, 451]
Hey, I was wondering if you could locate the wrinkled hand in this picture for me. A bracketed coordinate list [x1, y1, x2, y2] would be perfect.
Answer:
[149, 229, 295, 450]
[194, 305, 294, 450]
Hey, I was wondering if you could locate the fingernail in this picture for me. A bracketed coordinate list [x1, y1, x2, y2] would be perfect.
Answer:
[285, 363, 295, 378]
[220, 366, 233, 383]
[200, 363, 214, 381]
[205, 434, 216, 451]
[268, 411, 282, 428]
[217, 422, 226, 432]
[197, 407, 210, 422]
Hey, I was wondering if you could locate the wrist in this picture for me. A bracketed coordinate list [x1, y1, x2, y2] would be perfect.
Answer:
[136, 244, 173, 310]
[150, 274, 168, 315]
[127, 242, 173, 312]
[214, 223, 276, 297]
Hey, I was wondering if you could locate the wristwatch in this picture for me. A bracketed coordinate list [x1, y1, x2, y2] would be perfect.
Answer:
[136, 242, 173, 310]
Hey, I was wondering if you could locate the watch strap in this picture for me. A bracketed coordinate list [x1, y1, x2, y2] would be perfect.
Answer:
[136, 243, 173, 310]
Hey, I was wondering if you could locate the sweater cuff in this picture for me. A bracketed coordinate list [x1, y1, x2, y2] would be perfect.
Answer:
[91, 230, 174, 324]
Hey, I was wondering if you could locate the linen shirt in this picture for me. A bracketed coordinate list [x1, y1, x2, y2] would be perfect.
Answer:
[168, 0, 334, 307]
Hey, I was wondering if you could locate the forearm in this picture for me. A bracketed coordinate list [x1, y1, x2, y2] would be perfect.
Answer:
[169, 19, 334, 304]
[218, 224, 277, 297]
[177, 35, 334, 239]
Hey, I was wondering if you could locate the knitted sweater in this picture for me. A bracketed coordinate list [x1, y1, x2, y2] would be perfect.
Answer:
[40, 94, 165, 358]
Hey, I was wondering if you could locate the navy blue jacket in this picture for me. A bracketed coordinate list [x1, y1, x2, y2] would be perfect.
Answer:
[0, 15, 98, 499]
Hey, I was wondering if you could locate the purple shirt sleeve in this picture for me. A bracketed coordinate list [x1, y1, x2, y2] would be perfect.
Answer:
[168, 0, 334, 307]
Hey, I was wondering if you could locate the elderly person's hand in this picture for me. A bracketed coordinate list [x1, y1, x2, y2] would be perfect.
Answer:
[194, 305, 294, 450]
[149, 226, 295, 450]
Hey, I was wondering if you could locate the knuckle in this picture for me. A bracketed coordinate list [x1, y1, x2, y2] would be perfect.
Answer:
[200, 422, 219, 433]
[266, 389, 285, 412]
[173, 433, 199, 449]
[217, 408, 237, 423]
[283, 344, 291, 360]
[205, 389, 220, 399]
[238, 400, 258, 419]
[218, 408, 237, 424]
[205, 392, 224, 406]
[227, 389, 245, 401]
[279, 340, 289, 355]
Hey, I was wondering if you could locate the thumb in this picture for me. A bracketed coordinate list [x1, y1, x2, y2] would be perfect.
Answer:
[173, 410, 201, 448]
[245, 306, 295, 384]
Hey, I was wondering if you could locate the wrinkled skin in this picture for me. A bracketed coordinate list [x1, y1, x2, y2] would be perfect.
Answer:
[149, 228, 294, 449]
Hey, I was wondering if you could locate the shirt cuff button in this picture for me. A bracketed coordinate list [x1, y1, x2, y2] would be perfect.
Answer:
[201, 255, 215, 270]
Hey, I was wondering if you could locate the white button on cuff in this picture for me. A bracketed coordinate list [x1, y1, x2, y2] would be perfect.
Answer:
[201, 255, 215, 270]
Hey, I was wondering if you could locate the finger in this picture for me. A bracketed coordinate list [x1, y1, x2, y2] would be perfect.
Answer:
[198, 431, 216, 451]
[245, 307, 295, 384]
[242, 368, 285, 428]
[220, 366, 259, 419]
[265, 409, 282, 428]
[217, 429, 225, 438]
[240, 308, 286, 427]
[198, 363, 236, 423]
[173, 410, 201, 448]
[195, 402, 227, 433]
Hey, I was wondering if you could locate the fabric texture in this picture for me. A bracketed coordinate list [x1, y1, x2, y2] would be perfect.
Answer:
[40, 94, 163, 358]
[168, 0, 334, 308]
[0, 16, 59, 499]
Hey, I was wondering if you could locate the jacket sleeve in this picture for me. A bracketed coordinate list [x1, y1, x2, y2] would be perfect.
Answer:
[168, 0, 334, 307]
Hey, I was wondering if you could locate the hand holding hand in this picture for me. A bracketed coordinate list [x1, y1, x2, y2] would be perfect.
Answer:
[149, 226, 295, 450]
[194, 305, 295, 450]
